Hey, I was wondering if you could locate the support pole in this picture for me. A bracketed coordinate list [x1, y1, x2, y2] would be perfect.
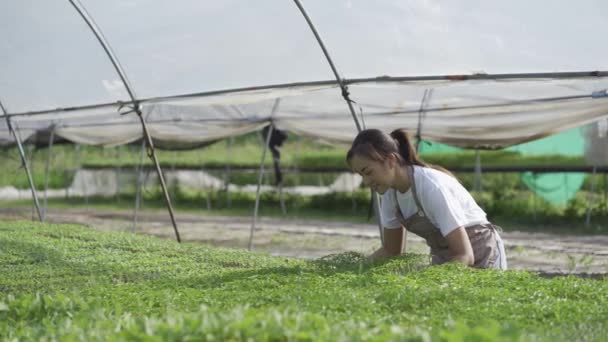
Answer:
[1, 102, 43, 221]
[474, 150, 482, 192]
[28, 144, 36, 220]
[269, 99, 286, 216]
[170, 150, 177, 199]
[42, 126, 56, 221]
[199, 148, 212, 211]
[532, 173, 538, 222]
[115, 145, 121, 203]
[64, 168, 69, 199]
[293, 0, 384, 245]
[278, 183, 287, 215]
[248, 124, 273, 251]
[69, 0, 180, 242]
[602, 173, 608, 206]
[292, 0, 360, 131]
[585, 165, 598, 227]
[415, 89, 433, 152]
[204, 169, 212, 211]
[131, 102, 181, 242]
[133, 140, 146, 233]
[224, 136, 234, 208]
[74, 144, 89, 209]
[248, 99, 283, 249]
[293, 137, 302, 213]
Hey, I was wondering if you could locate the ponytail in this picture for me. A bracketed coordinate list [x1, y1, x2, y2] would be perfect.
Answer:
[389, 129, 425, 167]
[389, 128, 456, 179]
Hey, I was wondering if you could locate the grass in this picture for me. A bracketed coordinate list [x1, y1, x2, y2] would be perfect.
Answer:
[1, 220, 607, 341]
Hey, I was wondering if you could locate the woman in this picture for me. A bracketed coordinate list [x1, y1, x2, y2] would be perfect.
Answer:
[347, 128, 507, 269]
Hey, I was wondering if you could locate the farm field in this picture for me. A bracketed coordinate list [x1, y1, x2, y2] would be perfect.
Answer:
[3, 2, 608, 341]
[1, 220, 607, 341]
[3, 133, 608, 341]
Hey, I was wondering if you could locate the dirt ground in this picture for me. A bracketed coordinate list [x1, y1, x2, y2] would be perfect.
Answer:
[2, 207, 607, 276]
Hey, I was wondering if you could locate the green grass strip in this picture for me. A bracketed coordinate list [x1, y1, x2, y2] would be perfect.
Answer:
[1, 220, 606, 341]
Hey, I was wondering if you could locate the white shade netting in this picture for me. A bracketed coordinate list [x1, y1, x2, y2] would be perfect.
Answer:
[1, 0, 607, 148]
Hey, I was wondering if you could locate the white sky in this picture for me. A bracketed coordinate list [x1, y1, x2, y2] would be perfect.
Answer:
[1, 0, 607, 113]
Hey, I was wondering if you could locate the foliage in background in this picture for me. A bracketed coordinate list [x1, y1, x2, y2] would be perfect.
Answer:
[0, 132, 597, 187]
[7, 180, 607, 234]
[2, 132, 607, 233]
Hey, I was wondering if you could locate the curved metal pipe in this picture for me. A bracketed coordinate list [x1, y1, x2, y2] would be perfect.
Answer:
[68, 0, 181, 242]
[1, 100, 43, 221]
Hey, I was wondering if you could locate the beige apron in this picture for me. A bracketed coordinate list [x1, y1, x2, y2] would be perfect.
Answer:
[393, 166, 501, 269]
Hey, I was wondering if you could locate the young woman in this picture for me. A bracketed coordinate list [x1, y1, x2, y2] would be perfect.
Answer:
[347, 128, 507, 269]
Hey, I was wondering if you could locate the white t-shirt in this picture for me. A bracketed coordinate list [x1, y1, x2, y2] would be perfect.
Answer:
[381, 165, 489, 237]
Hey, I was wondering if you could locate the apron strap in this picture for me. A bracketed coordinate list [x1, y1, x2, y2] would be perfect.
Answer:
[392, 189, 404, 221]
[392, 165, 428, 221]
[407, 166, 427, 217]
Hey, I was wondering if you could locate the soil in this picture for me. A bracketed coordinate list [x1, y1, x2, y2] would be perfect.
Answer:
[2, 207, 607, 277]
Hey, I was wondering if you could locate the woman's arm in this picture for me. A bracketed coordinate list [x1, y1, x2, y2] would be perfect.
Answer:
[369, 226, 406, 259]
[445, 227, 474, 266]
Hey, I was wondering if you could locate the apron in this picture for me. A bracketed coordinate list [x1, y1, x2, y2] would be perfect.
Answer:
[393, 166, 507, 269]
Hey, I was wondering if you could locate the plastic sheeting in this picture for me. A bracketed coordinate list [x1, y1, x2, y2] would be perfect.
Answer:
[1, 1, 608, 148]
[2, 79, 608, 149]
[271, 80, 608, 148]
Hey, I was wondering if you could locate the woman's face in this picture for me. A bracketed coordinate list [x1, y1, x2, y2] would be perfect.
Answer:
[350, 153, 396, 194]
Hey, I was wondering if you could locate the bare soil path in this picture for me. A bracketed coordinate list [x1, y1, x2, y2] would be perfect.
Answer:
[2, 207, 607, 276]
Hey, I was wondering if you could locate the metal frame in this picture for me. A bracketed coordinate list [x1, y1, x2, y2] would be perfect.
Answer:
[248, 124, 273, 251]
[224, 136, 234, 208]
[248, 98, 281, 250]
[199, 151, 212, 211]
[292, 0, 385, 245]
[585, 165, 598, 227]
[0, 1, 604, 243]
[5, 70, 607, 119]
[68, 0, 181, 242]
[1, 100, 43, 221]
[133, 139, 146, 233]
[415, 89, 433, 152]
[42, 125, 56, 221]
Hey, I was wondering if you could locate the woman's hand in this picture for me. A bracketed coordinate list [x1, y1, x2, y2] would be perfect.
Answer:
[368, 226, 406, 261]
[368, 246, 394, 260]
[445, 227, 475, 266]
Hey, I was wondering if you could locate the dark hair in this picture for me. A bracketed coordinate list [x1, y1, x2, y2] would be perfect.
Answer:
[346, 128, 455, 177]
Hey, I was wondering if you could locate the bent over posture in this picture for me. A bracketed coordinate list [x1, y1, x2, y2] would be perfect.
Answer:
[347, 128, 507, 269]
